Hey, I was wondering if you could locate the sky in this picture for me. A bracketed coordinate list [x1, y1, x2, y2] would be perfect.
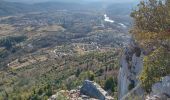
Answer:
[4, 0, 137, 3]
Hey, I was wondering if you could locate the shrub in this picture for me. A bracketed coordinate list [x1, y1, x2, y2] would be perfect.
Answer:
[75, 68, 81, 77]
[87, 71, 95, 81]
[104, 77, 116, 93]
[128, 80, 135, 91]
[139, 47, 170, 92]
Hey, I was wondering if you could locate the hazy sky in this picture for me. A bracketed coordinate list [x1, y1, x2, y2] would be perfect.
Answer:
[4, 0, 137, 3]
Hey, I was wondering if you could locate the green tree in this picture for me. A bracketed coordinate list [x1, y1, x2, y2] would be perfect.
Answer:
[140, 47, 170, 92]
[131, 0, 169, 33]
[75, 68, 81, 77]
[104, 77, 116, 93]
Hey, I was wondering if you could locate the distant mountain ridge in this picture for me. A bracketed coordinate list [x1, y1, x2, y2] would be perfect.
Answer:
[0, 1, 32, 16]
[0, 1, 136, 16]
[0, 1, 83, 16]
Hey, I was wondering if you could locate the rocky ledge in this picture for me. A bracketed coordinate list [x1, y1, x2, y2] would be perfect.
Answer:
[48, 80, 114, 100]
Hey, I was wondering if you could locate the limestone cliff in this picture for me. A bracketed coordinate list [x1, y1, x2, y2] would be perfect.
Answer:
[118, 45, 144, 100]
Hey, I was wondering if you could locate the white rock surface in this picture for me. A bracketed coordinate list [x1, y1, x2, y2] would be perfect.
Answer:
[132, 53, 143, 76]
[80, 80, 114, 100]
[118, 45, 170, 100]
[49, 80, 114, 100]
[118, 46, 144, 100]
[149, 76, 170, 100]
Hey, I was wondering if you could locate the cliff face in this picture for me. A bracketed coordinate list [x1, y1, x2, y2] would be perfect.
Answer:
[118, 45, 144, 100]
[118, 45, 170, 100]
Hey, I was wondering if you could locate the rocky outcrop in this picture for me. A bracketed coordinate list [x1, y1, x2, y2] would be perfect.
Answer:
[118, 45, 144, 100]
[48, 89, 98, 100]
[146, 76, 170, 100]
[80, 80, 114, 100]
[118, 44, 170, 100]
[48, 80, 114, 100]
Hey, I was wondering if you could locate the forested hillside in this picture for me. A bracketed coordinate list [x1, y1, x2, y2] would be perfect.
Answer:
[0, 1, 133, 99]
[1, 0, 169, 99]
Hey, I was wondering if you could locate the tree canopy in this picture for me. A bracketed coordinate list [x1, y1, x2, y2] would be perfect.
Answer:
[131, 0, 170, 92]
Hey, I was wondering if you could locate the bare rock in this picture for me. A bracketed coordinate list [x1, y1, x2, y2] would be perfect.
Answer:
[118, 46, 144, 100]
[147, 76, 170, 100]
[80, 80, 114, 100]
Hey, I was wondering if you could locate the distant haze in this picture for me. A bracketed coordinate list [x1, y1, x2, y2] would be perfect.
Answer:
[4, 0, 137, 3]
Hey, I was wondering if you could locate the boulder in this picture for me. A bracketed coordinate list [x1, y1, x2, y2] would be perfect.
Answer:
[149, 76, 170, 100]
[80, 80, 114, 100]
[48, 80, 114, 100]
